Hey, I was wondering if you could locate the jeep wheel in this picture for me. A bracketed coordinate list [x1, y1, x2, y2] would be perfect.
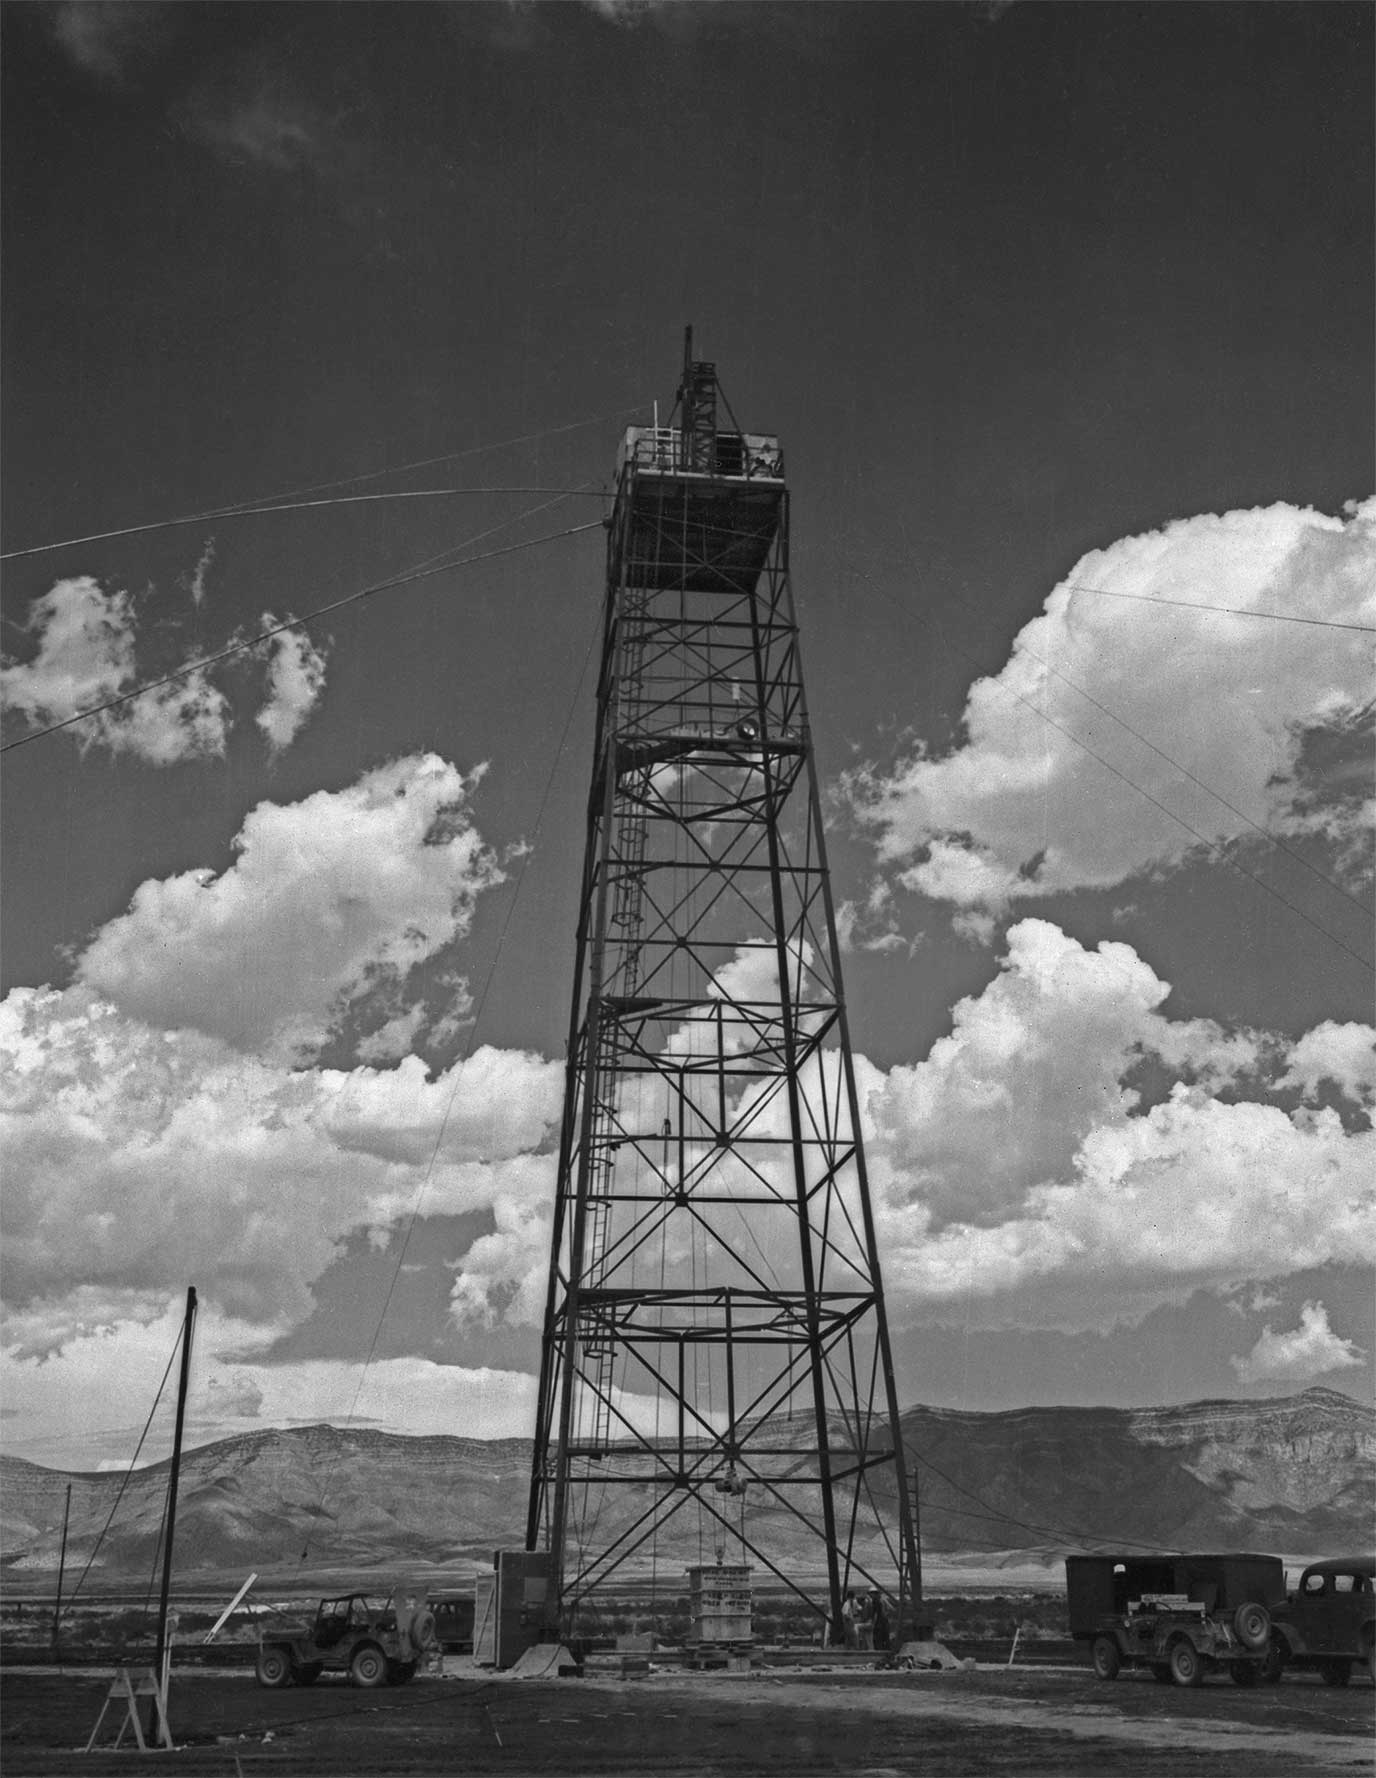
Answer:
[256, 1646, 292, 1688]
[1169, 1640, 1205, 1688]
[1229, 1662, 1259, 1687]
[1317, 1659, 1351, 1688]
[1091, 1636, 1121, 1681]
[387, 1659, 418, 1685]
[292, 1662, 323, 1686]
[349, 1643, 388, 1688]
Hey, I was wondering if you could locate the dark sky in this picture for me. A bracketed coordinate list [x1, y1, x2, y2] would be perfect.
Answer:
[2, 2, 1372, 1466]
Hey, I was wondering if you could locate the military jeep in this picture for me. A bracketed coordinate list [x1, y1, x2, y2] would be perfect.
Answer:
[256, 1584, 436, 1688]
[1271, 1556, 1375, 1686]
[1067, 1553, 1285, 1688]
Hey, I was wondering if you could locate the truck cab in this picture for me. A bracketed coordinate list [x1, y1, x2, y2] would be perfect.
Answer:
[1272, 1557, 1375, 1685]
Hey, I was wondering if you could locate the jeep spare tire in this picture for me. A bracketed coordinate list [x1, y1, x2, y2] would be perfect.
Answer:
[1091, 1636, 1121, 1681]
[409, 1608, 437, 1655]
[1233, 1601, 1271, 1651]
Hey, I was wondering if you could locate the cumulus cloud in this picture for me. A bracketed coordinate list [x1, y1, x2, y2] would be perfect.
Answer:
[0, 576, 230, 764]
[1, 575, 327, 764]
[869, 919, 1266, 1230]
[1231, 1302, 1366, 1385]
[847, 500, 1376, 921]
[255, 620, 328, 753]
[1, 577, 134, 719]
[77, 754, 500, 1060]
[1280, 1020, 1376, 1107]
[862, 920, 1375, 1329]
[0, 980, 562, 1331]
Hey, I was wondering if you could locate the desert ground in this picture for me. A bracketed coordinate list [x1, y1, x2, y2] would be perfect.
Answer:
[2, 1660, 1371, 1778]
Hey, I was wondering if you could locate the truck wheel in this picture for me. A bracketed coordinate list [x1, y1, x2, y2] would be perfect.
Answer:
[1317, 1659, 1351, 1688]
[350, 1643, 388, 1688]
[1229, 1662, 1259, 1687]
[292, 1662, 323, 1686]
[1091, 1636, 1122, 1681]
[256, 1646, 292, 1688]
[1232, 1602, 1270, 1652]
[1169, 1640, 1205, 1688]
[1259, 1640, 1285, 1685]
[1363, 1636, 1374, 1684]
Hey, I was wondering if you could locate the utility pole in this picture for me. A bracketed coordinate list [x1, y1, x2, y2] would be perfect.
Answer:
[527, 341, 920, 1642]
[51, 1482, 72, 1661]
[153, 1287, 196, 1688]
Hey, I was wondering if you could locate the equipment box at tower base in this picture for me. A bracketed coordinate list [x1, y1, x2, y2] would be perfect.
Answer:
[686, 1564, 753, 1647]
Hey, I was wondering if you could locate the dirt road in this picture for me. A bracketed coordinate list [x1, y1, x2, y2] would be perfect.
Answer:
[3, 1663, 1371, 1777]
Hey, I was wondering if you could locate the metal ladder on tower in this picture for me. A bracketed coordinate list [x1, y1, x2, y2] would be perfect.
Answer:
[612, 588, 651, 997]
[581, 1017, 621, 1455]
[582, 581, 651, 1454]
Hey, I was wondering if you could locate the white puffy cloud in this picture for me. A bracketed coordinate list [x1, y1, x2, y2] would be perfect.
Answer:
[870, 919, 1265, 1229]
[448, 1157, 558, 1331]
[1, 575, 329, 765]
[0, 747, 567, 1462]
[1, 576, 231, 762]
[848, 501, 1376, 918]
[0, 576, 231, 764]
[255, 620, 328, 753]
[77, 754, 500, 1060]
[1, 577, 134, 718]
[0, 981, 562, 1330]
[1280, 1020, 1376, 1107]
[1230, 1301, 1366, 1385]
[101, 670, 232, 764]
[864, 920, 1375, 1329]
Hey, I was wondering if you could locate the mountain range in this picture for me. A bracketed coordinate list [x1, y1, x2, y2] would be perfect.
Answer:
[2, 1387, 1369, 1582]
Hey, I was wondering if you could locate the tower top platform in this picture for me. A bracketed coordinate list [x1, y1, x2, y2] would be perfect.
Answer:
[618, 425, 785, 486]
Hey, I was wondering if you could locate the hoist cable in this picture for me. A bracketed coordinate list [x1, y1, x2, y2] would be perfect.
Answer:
[0, 401, 642, 559]
[0, 487, 608, 561]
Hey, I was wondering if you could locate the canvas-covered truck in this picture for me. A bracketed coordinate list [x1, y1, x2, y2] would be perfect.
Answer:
[1270, 1556, 1375, 1686]
[1067, 1553, 1286, 1688]
[256, 1584, 436, 1687]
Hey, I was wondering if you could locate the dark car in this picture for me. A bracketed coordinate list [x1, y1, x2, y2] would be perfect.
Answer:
[1271, 1557, 1375, 1686]
[1066, 1553, 1285, 1688]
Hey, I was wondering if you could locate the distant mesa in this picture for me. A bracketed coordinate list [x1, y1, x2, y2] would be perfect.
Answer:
[1, 1389, 1369, 1579]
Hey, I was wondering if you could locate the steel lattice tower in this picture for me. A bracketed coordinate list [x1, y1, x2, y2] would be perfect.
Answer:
[527, 338, 920, 1644]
